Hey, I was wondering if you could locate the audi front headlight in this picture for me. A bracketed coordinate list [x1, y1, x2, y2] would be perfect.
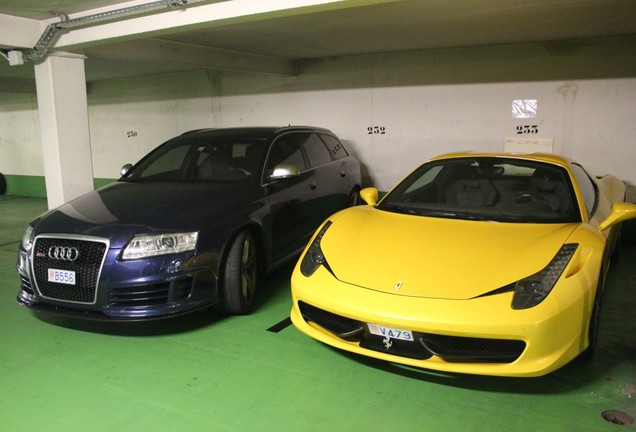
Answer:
[21, 225, 34, 252]
[512, 243, 578, 309]
[300, 221, 332, 277]
[122, 232, 198, 260]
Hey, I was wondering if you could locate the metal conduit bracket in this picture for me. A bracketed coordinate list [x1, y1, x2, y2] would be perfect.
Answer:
[5, 0, 200, 65]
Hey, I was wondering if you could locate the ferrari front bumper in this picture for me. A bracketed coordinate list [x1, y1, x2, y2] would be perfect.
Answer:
[290, 265, 593, 377]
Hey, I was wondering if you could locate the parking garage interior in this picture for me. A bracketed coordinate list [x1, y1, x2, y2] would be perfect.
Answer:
[1, 1, 636, 431]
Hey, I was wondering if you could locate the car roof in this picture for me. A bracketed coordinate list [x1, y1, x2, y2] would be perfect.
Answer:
[430, 151, 575, 168]
[179, 126, 335, 140]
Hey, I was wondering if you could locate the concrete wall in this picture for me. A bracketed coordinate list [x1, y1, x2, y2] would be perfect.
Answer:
[1, 36, 635, 197]
[0, 94, 40, 173]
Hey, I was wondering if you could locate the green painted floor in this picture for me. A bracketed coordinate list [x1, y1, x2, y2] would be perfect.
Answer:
[1, 196, 635, 432]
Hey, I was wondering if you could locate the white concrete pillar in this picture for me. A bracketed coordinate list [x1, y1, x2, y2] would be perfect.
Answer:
[34, 52, 94, 209]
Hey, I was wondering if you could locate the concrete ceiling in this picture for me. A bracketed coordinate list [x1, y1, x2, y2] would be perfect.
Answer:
[1, 0, 636, 87]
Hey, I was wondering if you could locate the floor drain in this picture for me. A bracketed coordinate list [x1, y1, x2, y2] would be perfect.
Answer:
[602, 410, 634, 425]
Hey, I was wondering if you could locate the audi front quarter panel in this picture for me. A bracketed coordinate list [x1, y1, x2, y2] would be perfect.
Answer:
[16, 126, 361, 320]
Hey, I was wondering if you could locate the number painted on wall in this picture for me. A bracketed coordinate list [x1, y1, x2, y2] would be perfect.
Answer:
[516, 125, 538, 134]
[127, 131, 138, 138]
[367, 126, 386, 135]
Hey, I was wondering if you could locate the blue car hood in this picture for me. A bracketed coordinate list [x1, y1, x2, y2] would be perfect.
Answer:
[32, 181, 261, 247]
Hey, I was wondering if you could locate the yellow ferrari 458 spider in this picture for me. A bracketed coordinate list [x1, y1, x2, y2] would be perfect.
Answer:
[290, 152, 636, 377]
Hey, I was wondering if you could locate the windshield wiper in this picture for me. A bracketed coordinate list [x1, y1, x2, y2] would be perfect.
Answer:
[407, 207, 496, 221]
[378, 203, 417, 215]
[380, 203, 499, 221]
[442, 211, 497, 221]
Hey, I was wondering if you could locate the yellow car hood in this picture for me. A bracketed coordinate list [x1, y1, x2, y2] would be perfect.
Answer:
[322, 207, 578, 300]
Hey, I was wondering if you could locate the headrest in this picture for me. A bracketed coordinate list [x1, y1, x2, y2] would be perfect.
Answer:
[531, 170, 558, 191]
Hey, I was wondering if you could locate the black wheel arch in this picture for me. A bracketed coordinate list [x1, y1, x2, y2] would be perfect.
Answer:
[581, 256, 608, 360]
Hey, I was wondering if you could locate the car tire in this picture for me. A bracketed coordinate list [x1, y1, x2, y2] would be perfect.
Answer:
[581, 277, 604, 360]
[349, 187, 362, 206]
[218, 229, 258, 315]
[610, 227, 622, 265]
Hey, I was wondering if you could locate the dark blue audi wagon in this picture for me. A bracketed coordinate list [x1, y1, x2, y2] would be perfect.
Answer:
[17, 126, 361, 319]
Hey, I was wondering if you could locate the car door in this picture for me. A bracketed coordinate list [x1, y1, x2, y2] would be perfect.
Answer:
[300, 133, 352, 223]
[265, 132, 357, 263]
[264, 133, 316, 262]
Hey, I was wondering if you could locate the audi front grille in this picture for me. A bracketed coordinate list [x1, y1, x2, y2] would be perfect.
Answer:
[31, 235, 109, 304]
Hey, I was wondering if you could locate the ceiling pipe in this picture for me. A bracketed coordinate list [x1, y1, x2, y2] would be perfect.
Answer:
[3, 0, 207, 65]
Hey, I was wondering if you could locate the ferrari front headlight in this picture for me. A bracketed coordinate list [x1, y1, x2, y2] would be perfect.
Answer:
[122, 232, 198, 260]
[300, 221, 332, 277]
[512, 243, 578, 309]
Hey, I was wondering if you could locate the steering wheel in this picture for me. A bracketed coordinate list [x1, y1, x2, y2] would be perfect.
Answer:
[512, 192, 551, 208]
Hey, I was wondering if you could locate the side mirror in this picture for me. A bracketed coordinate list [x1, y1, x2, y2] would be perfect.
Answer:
[269, 164, 300, 180]
[598, 202, 636, 231]
[120, 163, 133, 177]
[360, 187, 379, 206]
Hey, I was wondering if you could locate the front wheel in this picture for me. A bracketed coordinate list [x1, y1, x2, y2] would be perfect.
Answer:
[218, 229, 258, 315]
[610, 227, 622, 264]
[349, 187, 362, 206]
[581, 277, 604, 360]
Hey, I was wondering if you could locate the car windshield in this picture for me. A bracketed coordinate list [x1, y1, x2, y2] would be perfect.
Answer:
[378, 157, 580, 223]
[122, 134, 268, 183]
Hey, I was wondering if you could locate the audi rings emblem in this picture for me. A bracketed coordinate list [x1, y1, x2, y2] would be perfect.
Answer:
[48, 246, 80, 261]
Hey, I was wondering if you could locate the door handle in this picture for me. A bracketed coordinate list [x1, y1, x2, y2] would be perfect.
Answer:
[309, 181, 317, 190]
[340, 170, 346, 178]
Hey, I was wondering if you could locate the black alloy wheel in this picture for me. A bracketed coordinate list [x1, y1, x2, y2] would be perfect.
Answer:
[219, 229, 258, 315]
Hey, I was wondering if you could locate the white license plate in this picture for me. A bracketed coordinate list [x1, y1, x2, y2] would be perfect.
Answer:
[48, 268, 76, 285]
[368, 323, 414, 341]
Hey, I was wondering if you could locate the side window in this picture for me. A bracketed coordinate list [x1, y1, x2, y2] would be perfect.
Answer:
[320, 134, 348, 160]
[302, 134, 333, 168]
[139, 144, 190, 179]
[265, 135, 307, 175]
[570, 163, 597, 216]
